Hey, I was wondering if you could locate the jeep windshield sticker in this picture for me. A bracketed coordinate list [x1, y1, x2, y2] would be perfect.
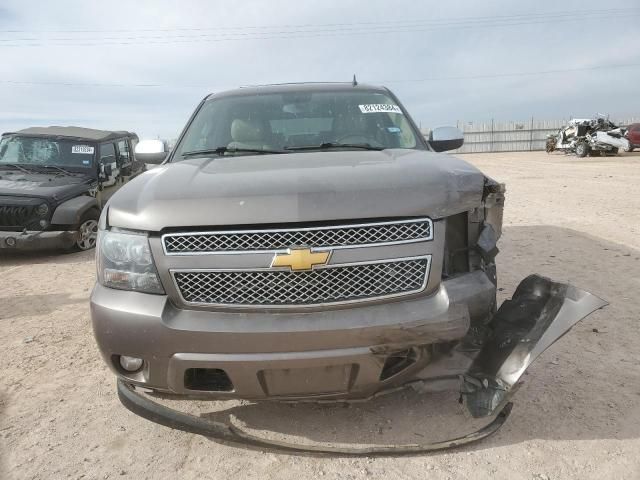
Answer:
[71, 145, 95, 154]
[359, 104, 403, 114]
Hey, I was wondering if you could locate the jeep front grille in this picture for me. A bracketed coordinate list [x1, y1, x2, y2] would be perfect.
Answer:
[0, 204, 37, 230]
[172, 257, 430, 307]
[163, 218, 432, 254]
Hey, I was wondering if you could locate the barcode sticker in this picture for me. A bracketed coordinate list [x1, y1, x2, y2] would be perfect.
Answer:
[359, 104, 403, 114]
[72, 145, 95, 154]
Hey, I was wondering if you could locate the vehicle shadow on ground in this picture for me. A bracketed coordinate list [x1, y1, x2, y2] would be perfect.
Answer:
[194, 225, 638, 454]
[0, 292, 86, 320]
[0, 249, 93, 270]
[546, 150, 640, 160]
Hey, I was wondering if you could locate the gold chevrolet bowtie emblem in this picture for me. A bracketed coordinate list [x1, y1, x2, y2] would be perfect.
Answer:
[272, 248, 330, 271]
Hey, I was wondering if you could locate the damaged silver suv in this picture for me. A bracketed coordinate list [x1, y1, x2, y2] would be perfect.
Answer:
[91, 83, 605, 453]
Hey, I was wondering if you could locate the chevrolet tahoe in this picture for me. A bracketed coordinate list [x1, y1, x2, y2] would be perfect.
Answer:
[90, 83, 605, 452]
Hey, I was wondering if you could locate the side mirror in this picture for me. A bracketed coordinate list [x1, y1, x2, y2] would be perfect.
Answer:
[135, 139, 168, 165]
[428, 126, 464, 152]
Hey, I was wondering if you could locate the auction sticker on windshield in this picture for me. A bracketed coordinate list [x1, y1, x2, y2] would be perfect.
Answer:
[359, 104, 403, 114]
[72, 145, 95, 154]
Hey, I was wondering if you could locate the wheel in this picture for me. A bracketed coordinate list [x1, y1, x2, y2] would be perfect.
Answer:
[545, 140, 555, 153]
[73, 209, 99, 251]
[575, 142, 589, 158]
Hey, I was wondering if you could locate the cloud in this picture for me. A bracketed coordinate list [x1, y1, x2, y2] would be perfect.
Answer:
[0, 0, 638, 138]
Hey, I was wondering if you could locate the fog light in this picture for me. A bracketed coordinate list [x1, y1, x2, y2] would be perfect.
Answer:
[5, 237, 17, 247]
[39, 219, 48, 229]
[119, 355, 143, 372]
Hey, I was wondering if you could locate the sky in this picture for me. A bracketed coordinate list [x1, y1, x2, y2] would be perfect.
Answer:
[0, 0, 639, 139]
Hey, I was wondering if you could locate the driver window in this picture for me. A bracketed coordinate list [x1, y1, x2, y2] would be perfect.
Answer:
[117, 139, 131, 166]
[100, 143, 116, 165]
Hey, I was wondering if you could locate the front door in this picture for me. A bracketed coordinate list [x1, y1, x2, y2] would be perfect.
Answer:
[116, 137, 143, 178]
[96, 142, 122, 207]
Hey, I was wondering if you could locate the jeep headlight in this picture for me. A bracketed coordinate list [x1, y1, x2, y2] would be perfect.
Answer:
[36, 203, 49, 217]
[97, 229, 164, 294]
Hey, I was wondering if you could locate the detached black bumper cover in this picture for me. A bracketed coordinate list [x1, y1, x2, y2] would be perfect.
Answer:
[116, 275, 606, 454]
[117, 380, 512, 455]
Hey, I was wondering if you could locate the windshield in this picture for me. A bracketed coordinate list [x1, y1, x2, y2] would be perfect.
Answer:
[0, 136, 96, 169]
[173, 89, 423, 159]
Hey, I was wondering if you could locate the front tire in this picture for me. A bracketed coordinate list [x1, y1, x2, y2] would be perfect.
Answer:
[74, 209, 99, 251]
[575, 142, 589, 158]
[545, 138, 556, 153]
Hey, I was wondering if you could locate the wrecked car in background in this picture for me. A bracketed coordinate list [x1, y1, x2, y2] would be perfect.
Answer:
[0, 127, 144, 251]
[624, 123, 640, 152]
[91, 83, 606, 453]
[546, 116, 630, 157]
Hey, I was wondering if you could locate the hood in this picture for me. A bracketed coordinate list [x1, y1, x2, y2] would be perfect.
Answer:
[107, 149, 486, 231]
[0, 170, 95, 203]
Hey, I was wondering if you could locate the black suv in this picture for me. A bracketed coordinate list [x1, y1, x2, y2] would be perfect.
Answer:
[0, 126, 143, 251]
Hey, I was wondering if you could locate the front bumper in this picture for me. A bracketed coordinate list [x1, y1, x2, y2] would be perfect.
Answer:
[109, 275, 606, 455]
[0, 229, 77, 250]
[91, 271, 496, 400]
[92, 273, 605, 417]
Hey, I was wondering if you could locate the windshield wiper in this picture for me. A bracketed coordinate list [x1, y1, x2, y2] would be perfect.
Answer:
[37, 165, 75, 176]
[181, 146, 285, 157]
[0, 163, 33, 174]
[284, 142, 384, 151]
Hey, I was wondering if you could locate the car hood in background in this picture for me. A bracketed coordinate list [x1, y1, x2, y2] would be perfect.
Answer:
[0, 170, 95, 203]
[106, 149, 486, 231]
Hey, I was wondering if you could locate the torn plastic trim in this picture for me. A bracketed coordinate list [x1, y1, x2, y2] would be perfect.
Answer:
[476, 224, 499, 262]
[463, 274, 607, 418]
[117, 380, 511, 455]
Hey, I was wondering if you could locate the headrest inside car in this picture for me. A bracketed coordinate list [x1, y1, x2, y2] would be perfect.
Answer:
[231, 119, 264, 143]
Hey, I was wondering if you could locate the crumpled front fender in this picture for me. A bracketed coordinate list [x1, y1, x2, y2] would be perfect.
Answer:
[462, 274, 607, 417]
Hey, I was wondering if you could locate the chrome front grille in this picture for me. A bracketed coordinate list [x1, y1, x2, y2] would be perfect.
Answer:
[163, 218, 432, 254]
[173, 257, 430, 307]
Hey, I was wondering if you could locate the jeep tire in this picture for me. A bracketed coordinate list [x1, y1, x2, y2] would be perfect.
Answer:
[73, 208, 100, 251]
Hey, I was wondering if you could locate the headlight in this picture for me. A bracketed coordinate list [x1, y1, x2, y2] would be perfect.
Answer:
[97, 229, 164, 294]
[36, 203, 49, 216]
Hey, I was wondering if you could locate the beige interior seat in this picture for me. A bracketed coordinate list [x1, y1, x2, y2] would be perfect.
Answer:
[228, 118, 274, 150]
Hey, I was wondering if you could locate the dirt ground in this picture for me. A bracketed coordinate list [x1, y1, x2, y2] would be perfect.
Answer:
[1, 151, 639, 479]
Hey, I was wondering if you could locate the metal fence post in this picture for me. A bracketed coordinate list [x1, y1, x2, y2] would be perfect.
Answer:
[490, 118, 494, 152]
[529, 116, 534, 151]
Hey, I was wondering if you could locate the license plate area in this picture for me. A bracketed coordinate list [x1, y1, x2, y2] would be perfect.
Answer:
[258, 364, 356, 396]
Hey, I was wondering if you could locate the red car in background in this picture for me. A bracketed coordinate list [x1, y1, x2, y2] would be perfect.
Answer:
[625, 123, 640, 151]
